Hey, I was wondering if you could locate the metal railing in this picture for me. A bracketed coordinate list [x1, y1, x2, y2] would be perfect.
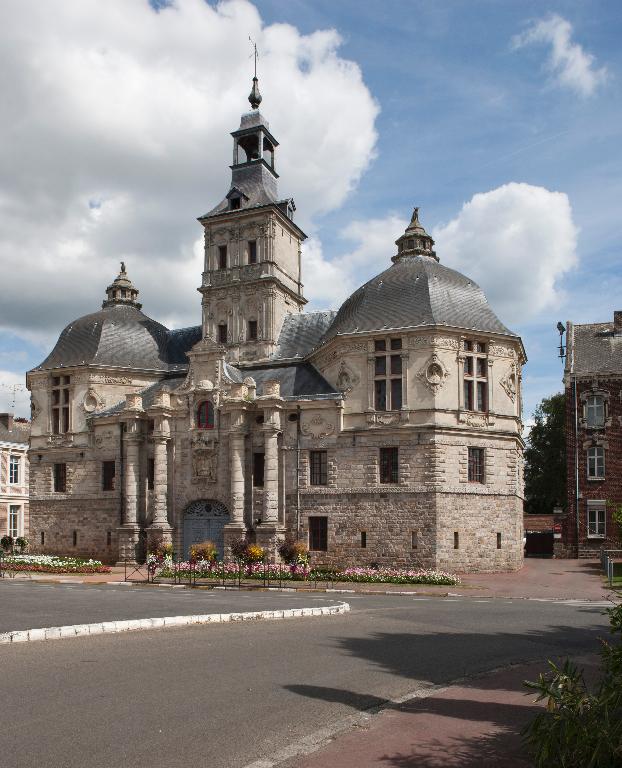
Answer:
[601, 549, 622, 587]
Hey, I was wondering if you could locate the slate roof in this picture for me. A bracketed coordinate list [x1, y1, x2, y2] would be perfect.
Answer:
[272, 311, 337, 360]
[32, 306, 201, 373]
[244, 363, 340, 400]
[322, 255, 516, 342]
[572, 321, 622, 375]
[0, 420, 29, 445]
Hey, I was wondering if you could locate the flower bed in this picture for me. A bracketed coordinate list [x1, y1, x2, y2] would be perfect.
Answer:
[152, 559, 459, 586]
[1, 554, 111, 574]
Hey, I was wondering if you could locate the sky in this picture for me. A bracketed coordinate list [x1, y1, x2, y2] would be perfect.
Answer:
[0, 0, 620, 422]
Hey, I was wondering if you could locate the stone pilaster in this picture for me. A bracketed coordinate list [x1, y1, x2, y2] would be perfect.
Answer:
[262, 426, 279, 524]
[147, 396, 173, 550]
[117, 403, 143, 565]
[223, 420, 247, 555]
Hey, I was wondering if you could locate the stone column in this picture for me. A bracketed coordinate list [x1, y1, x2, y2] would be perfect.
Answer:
[152, 435, 169, 526]
[262, 427, 279, 524]
[229, 430, 246, 525]
[223, 413, 247, 556]
[116, 404, 143, 566]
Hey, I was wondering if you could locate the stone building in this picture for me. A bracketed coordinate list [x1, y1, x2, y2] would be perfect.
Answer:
[0, 413, 29, 542]
[559, 310, 622, 556]
[27, 80, 526, 572]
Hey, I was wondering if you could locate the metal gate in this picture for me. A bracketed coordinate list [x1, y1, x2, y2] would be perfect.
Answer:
[182, 500, 229, 559]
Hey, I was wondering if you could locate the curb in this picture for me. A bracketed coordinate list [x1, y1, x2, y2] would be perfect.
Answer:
[0, 601, 350, 645]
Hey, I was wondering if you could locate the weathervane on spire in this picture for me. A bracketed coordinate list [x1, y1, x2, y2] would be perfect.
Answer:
[248, 36, 262, 109]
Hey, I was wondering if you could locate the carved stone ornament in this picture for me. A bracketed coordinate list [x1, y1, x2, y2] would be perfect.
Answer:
[489, 344, 515, 358]
[301, 414, 335, 439]
[82, 388, 105, 413]
[94, 429, 114, 448]
[90, 375, 132, 385]
[366, 411, 402, 426]
[192, 448, 218, 484]
[417, 353, 450, 394]
[336, 360, 360, 395]
[458, 412, 495, 429]
[409, 335, 460, 350]
[500, 365, 518, 403]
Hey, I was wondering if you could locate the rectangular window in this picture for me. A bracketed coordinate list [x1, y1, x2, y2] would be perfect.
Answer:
[73, 530, 78, 547]
[309, 450, 327, 486]
[468, 447, 485, 483]
[107, 530, 112, 547]
[391, 379, 403, 410]
[218, 324, 228, 344]
[454, 531, 459, 549]
[218, 245, 227, 269]
[147, 458, 154, 491]
[53, 462, 67, 493]
[380, 447, 399, 484]
[361, 531, 367, 548]
[40, 531, 45, 546]
[102, 461, 116, 491]
[374, 337, 403, 411]
[476, 358, 487, 378]
[253, 452, 265, 487]
[9, 455, 19, 484]
[464, 357, 473, 376]
[587, 446, 605, 478]
[375, 379, 387, 411]
[586, 396, 605, 428]
[476, 381, 487, 412]
[411, 531, 418, 549]
[248, 240, 257, 264]
[587, 506, 605, 538]
[309, 516, 328, 551]
[248, 320, 258, 341]
[464, 380, 473, 411]
[8, 505, 20, 538]
[51, 375, 71, 434]
[497, 532, 502, 549]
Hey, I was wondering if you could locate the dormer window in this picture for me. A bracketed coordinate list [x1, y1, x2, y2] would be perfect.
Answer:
[230, 197, 241, 210]
[197, 401, 215, 430]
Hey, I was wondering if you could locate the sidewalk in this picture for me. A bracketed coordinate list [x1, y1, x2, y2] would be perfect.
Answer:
[289, 655, 601, 768]
[4, 558, 617, 601]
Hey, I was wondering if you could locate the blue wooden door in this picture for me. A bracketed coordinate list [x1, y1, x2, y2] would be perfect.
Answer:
[182, 501, 229, 559]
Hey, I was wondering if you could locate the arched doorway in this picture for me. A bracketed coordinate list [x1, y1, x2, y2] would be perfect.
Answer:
[182, 500, 230, 559]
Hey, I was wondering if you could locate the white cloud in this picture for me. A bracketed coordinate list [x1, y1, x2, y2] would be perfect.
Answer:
[303, 214, 407, 310]
[433, 182, 578, 326]
[0, 0, 378, 344]
[513, 14, 607, 97]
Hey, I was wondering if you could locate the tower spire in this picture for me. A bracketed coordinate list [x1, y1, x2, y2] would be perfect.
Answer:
[248, 37, 262, 110]
[393, 206, 438, 262]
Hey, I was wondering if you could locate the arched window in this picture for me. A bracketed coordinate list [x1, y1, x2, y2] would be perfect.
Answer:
[197, 401, 215, 430]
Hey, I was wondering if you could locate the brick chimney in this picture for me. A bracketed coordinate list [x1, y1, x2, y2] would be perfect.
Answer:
[614, 311, 622, 333]
[0, 413, 14, 431]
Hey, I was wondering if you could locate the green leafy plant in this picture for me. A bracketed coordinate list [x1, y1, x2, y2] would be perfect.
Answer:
[278, 539, 309, 565]
[523, 603, 622, 767]
[15, 536, 29, 553]
[610, 503, 622, 544]
[189, 540, 217, 563]
[229, 537, 250, 562]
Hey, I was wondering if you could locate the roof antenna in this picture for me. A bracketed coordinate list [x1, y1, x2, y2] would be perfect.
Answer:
[248, 36, 262, 109]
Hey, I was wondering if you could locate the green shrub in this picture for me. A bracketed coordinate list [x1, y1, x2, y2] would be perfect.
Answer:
[0, 535, 13, 552]
[189, 540, 217, 563]
[278, 539, 309, 565]
[523, 603, 622, 767]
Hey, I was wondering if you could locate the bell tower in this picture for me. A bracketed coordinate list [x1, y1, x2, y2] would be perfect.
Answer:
[198, 76, 307, 364]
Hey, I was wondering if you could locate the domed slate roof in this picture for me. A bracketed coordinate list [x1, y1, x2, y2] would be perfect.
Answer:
[34, 304, 171, 372]
[33, 265, 201, 373]
[323, 210, 516, 342]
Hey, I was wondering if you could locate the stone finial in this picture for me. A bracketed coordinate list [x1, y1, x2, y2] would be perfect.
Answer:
[125, 393, 143, 411]
[102, 263, 142, 310]
[393, 206, 438, 263]
[153, 391, 170, 408]
[262, 379, 280, 398]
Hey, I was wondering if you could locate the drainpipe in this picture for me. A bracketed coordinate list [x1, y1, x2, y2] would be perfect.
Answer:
[119, 422, 125, 526]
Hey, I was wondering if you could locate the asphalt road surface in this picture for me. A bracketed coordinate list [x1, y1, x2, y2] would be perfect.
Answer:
[0, 583, 613, 768]
[0, 581, 340, 631]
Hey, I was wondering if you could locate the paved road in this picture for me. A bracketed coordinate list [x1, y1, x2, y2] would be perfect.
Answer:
[0, 581, 341, 632]
[0, 584, 613, 768]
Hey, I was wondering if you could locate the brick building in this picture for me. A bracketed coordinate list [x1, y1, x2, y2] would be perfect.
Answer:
[26, 79, 526, 572]
[560, 311, 622, 556]
[0, 413, 29, 542]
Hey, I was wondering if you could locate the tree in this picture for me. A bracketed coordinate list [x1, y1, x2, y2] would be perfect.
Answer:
[524, 392, 566, 516]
